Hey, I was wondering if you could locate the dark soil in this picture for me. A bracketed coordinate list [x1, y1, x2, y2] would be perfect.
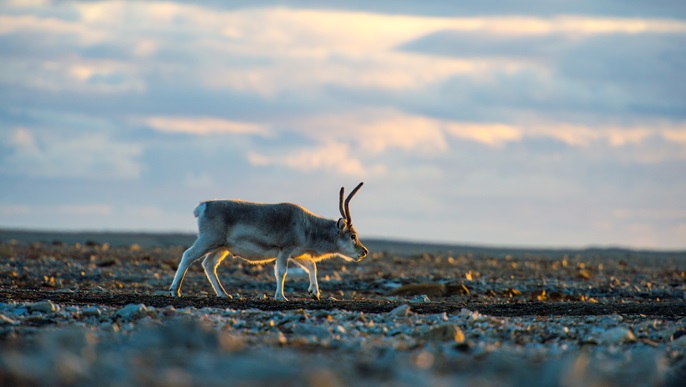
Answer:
[1, 289, 685, 318]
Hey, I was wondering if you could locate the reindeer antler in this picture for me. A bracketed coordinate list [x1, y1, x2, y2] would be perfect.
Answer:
[339, 187, 346, 219]
[344, 182, 364, 225]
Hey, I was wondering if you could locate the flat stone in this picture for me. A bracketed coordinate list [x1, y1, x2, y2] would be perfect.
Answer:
[391, 283, 447, 297]
[26, 300, 57, 314]
[389, 304, 411, 317]
[421, 324, 465, 343]
[671, 335, 686, 348]
[599, 327, 635, 345]
[0, 313, 19, 326]
[80, 306, 102, 317]
[409, 295, 431, 303]
[116, 304, 150, 321]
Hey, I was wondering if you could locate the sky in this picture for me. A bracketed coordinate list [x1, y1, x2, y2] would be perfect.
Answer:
[1, 1, 685, 249]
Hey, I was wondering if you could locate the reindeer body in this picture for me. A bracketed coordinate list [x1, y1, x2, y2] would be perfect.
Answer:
[169, 183, 368, 301]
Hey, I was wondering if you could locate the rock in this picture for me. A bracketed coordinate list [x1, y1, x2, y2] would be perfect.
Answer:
[421, 324, 465, 343]
[409, 295, 430, 303]
[382, 281, 402, 290]
[80, 306, 102, 317]
[391, 283, 446, 297]
[447, 282, 470, 295]
[457, 308, 480, 320]
[389, 304, 411, 317]
[577, 269, 593, 280]
[671, 335, 686, 348]
[24, 315, 55, 326]
[95, 257, 119, 267]
[670, 328, 686, 342]
[599, 327, 635, 345]
[116, 304, 150, 321]
[395, 283, 442, 296]
[0, 313, 19, 326]
[26, 300, 58, 313]
[40, 327, 97, 354]
[529, 290, 547, 301]
[292, 324, 332, 340]
[90, 286, 110, 294]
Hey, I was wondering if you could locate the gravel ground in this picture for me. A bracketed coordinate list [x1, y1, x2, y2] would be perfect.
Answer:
[1, 232, 686, 386]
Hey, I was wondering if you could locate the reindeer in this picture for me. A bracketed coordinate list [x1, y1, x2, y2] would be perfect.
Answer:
[169, 182, 368, 301]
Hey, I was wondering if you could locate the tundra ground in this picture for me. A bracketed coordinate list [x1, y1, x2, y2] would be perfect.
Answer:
[1, 231, 685, 386]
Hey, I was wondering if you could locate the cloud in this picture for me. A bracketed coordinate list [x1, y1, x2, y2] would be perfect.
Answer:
[7, 4, 683, 98]
[444, 120, 686, 157]
[288, 108, 686, 153]
[290, 109, 448, 154]
[1, 127, 143, 180]
[6, 0, 51, 7]
[247, 142, 385, 176]
[662, 128, 686, 143]
[0, 57, 145, 93]
[9, 127, 37, 149]
[444, 123, 522, 147]
[141, 116, 270, 136]
[401, 28, 685, 123]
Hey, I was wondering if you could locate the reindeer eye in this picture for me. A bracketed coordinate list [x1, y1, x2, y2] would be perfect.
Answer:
[350, 234, 357, 241]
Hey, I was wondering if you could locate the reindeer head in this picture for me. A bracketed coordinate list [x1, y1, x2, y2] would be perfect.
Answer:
[336, 182, 368, 262]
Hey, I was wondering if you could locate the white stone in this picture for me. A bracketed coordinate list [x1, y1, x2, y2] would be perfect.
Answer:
[26, 300, 57, 313]
[409, 295, 430, 303]
[0, 313, 19, 326]
[116, 304, 149, 321]
[389, 304, 411, 317]
[599, 327, 635, 345]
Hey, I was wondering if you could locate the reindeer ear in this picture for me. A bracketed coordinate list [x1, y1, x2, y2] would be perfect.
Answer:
[337, 218, 347, 230]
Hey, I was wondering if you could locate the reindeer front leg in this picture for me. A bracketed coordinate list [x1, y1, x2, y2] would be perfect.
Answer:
[274, 251, 291, 301]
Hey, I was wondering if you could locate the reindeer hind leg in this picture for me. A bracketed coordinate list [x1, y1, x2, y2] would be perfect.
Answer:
[202, 248, 231, 298]
[291, 257, 320, 300]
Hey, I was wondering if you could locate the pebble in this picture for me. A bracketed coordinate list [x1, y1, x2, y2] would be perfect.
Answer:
[90, 286, 110, 294]
[598, 326, 636, 345]
[421, 324, 465, 343]
[80, 306, 102, 317]
[389, 304, 412, 317]
[26, 300, 58, 313]
[116, 304, 151, 321]
[409, 295, 431, 303]
[457, 308, 481, 321]
[0, 300, 684, 386]
[0, 313, 19, 326]
[671, 335, 686, 348]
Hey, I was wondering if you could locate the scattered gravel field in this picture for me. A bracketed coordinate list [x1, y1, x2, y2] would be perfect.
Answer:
[1, 231, 685, 386]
